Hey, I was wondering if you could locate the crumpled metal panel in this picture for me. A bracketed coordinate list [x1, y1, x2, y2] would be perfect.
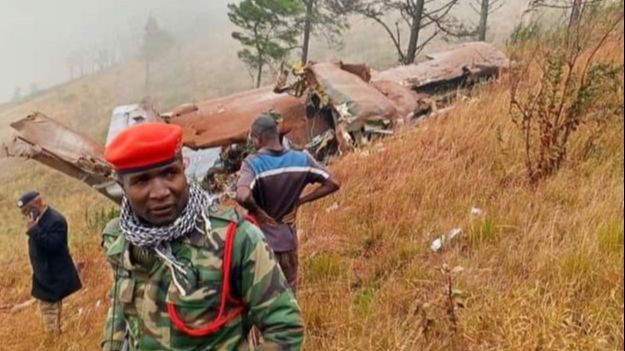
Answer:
[373, 42, 510, 91]
[284, 113, 333, 149]
[370, 80, 430, 121]
[10, 113, 110, 174]
[339, 62, 373, 83]
[4, 113, 121, 203]
[310, 62, 399, 131]
[168, 87, 306, 149]
[106, 103, 159, 146]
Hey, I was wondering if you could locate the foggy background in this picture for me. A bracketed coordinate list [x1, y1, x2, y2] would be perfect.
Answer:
[0, 0, 233, 102]
[0, 0, 533, 104]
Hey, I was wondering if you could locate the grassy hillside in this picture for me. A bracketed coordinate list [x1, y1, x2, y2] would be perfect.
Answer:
[0, 6, 623, 351]
[298, 87, 624, 350]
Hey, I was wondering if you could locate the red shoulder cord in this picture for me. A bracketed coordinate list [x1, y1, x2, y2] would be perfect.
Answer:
[167, 215, 257, 337]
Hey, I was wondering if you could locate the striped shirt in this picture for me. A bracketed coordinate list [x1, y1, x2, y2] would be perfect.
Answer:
[237, 148, 330, 252]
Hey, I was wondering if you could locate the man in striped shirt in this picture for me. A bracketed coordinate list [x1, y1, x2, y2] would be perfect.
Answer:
[236, 115, 340, 292]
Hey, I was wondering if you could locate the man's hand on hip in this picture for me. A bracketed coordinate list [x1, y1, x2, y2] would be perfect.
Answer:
[283, 207, 299, 226]
[256, 210, 278, 227]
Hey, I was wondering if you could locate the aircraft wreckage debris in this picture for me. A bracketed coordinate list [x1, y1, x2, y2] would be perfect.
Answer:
[2, 42, 510, 203]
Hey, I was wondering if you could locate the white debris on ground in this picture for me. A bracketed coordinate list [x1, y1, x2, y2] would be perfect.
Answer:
[431, 228, 463, 252]
[326, 203, 340, 213]
[471, 207, 484, 216]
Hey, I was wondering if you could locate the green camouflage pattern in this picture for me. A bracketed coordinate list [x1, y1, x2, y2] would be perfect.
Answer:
[100, 208, 304, 351]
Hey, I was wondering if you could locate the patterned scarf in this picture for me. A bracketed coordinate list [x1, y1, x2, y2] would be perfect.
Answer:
[119, 184, 216, 296]
[119, 184, 214, 248]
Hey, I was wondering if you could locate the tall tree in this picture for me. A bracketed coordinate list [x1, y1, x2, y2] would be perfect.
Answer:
[229, 0, 304, 88]
[300, 0, 350, 63]
[142, 16, 175, 93]
[529, 0, 604, 28]
[339, 0, 469, 65]
[302, 0, 315, 62]
[471, 0, 506, 41]
[569, 0, 584, 26]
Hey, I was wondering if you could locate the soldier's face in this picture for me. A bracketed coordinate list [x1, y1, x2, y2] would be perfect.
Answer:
[121, 159, 189, 226]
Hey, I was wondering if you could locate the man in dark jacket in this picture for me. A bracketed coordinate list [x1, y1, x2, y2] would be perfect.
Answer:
[17, 191, 82, 335]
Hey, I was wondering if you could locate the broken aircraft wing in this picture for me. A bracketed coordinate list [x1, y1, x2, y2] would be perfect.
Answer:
[2, 113, 121, 202]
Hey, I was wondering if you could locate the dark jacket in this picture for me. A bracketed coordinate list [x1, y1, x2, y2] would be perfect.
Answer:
[27, 207, 82, 302]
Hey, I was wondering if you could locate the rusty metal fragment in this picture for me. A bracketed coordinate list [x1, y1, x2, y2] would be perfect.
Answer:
[274, 62, 402, 153]
[373, 42, 510, 94]
[167, 87, 306, 150]
[2, 113, 121, 203]
[309, 62, 399, 131]
[371, 80, 431, 121]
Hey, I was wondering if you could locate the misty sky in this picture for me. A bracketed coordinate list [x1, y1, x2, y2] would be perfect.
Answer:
[0, 0, 536, 104]
[0, 0, 232, 102]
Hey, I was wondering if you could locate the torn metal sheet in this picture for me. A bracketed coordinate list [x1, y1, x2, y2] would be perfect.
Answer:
[106, 103, 158, 146]
[167, 87, 306, 150]
[284, 111, 333, 149]
[274, 63, 398, 132]
[10, 113, 110, 175]
[4, 113, 121, 203]
[339, 62, 372, 83]
[274, 61, 401, 153]
[308, 62, 399, 132]
[373, 42, 510, 94]
[371, 80, 431, 121]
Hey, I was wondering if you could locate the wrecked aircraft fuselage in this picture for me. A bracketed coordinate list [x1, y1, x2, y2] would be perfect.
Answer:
[2, 42, 510, 203]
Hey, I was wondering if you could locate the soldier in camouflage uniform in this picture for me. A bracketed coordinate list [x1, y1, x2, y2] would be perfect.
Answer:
[101, 123, 304, 351]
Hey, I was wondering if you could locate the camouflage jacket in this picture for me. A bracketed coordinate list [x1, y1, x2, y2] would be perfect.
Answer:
[100, 208, 304, 351]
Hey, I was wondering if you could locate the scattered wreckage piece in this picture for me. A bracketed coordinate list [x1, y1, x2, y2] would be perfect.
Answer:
[275, 62, 402, 154]
[166, 87, 307, 150]
[1, 113, 121, 203]
[373, 42, 511, 95]
[370, 80, 431, 122]
[105, 102, 159, 145]
[309, 62, 400, 131]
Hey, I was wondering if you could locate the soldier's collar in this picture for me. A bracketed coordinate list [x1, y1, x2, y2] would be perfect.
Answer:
[208, 208, 240, 223]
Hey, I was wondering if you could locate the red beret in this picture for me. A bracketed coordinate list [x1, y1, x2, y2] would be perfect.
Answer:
[105, 123, 183, 173]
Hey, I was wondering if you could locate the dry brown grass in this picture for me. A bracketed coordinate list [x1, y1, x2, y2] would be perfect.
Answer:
[297, 79, 624, 350]
[0, 9, 623, 351]
[296, 31, 624, 348]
